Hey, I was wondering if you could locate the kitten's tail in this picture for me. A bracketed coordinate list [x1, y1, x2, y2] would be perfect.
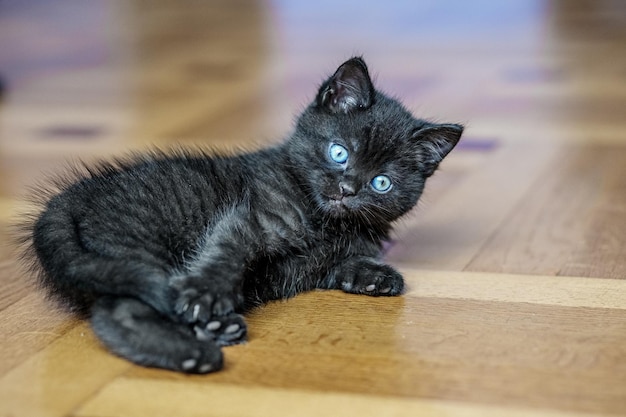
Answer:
[13, 188, 91, 314]
[21, 193, 169, 316]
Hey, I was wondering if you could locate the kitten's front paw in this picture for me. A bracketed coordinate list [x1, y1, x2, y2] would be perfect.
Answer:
[169, 274, 244, 324]
[193, 313, 247, 346]
[338, 258, 404, 296]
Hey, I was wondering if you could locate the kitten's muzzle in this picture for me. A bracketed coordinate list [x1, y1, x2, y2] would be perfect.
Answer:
[326, 185, 357, 213]
[338, 182, 356, 197]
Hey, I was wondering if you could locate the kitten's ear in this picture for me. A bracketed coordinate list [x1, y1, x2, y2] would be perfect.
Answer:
[317, 57, 375, 114]
[414, 123, 464, 176]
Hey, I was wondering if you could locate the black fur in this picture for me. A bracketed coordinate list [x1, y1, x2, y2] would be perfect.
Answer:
[18, 57, 463, 373]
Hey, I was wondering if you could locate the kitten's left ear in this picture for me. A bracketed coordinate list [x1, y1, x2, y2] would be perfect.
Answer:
[317, 57, 375, 114]
[414, 123, 464, 176]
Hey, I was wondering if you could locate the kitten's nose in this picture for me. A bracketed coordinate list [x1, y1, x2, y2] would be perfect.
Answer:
[339, 182, 356, 197]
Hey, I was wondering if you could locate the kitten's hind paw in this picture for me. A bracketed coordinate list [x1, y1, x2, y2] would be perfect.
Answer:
[179, 344, 224, 374]
[193, 313, 247, 346]
[91, 296, 224, 374]
[336, 257, 404, 296]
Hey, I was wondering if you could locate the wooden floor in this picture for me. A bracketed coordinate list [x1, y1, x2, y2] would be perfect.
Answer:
[1, 1, 626, 416]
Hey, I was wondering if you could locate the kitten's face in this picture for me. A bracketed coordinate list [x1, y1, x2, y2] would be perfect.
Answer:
[290, 58, 463, 225]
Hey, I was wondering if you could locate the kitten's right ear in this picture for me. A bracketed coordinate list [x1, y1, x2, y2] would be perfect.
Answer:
[317, 57, 375, 114]
[414, 123, 464, 177]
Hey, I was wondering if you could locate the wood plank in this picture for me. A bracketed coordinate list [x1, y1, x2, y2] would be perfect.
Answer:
[122, 280, 626, 415]
[386, 140, 560, 271]
[399, 269, 626, 309]
[465, 145, 626, 278]
[0, 292, 75, 376]
[3, 269, 624, 416]
[558, 148, 626, 278]
[76, 379, 613, 417]
[0, 260, 35, 311]
[0, 323, 132, 417]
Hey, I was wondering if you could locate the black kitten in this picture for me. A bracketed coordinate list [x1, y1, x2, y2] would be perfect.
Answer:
[21, 57, 463, 373]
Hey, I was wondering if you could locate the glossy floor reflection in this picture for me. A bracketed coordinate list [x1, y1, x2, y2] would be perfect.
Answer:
[1, 1, 625, 416]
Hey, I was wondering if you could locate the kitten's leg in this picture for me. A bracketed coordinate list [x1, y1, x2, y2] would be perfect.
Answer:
[324, 256, 404, 296]
[54, 256, 173, 315]
[91, 296, 223, 373]
[169, 205, 259, 325]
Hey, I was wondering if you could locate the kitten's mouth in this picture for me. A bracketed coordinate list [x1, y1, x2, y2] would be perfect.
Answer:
[324, 195, 352, 214]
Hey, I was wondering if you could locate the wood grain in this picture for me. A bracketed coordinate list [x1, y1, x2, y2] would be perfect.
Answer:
[0, 292, 75, 375]
[386, 140, 561, 271]
[91, 283, 626, 414]
[465, 145, 626, 278]
[400, 269, 626, 309]
[77, 379, 615, 417]
[0, 323, 131, 417]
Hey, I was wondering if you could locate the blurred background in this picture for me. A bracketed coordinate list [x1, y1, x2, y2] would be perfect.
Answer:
[1, 0, 626, 270]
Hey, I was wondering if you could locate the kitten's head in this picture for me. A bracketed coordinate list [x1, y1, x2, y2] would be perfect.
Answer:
[289, 57, 463, 227]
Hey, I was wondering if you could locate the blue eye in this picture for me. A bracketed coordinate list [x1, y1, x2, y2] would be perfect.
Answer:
[329, 143, 349, 164]
[371, 175, 392, 193]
